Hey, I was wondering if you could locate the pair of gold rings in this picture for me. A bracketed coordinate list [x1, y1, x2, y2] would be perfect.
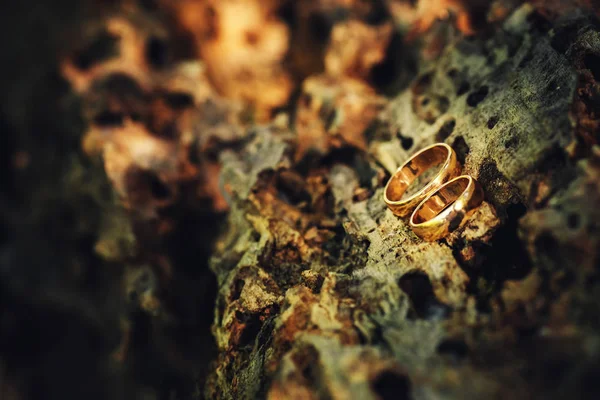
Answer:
[383, 143, 484, 241]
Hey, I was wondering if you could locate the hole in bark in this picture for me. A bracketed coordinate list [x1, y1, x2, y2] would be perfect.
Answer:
[319, 104, 337, 130]
[94, 111, 124, 126]
[487, 116, 499, 129]
[309, 274, 325, 294]
[452, 136, 470, 164]
[94, 74, 147, 112]
[535, 231, 558, 251]
[507, 201, 527, 221]
[436, 119, 456, 141]
[370, 31, 406, 93]
[504, 136, 519, 149]
[550, 23, 579, 54]
[276, 171, 312, 205]
[250, 230, 261, 243]
[412, 71, 433, 95]
[300, 93, 312, 108]
[153, 121, 179, 140]
[437, 339, 468, 361]
[125, 168, 171, 204]
[231, 279, 245, 301]
[101, 73, 143, 93]
[308, 12, 333, 42]
[73, 32, 119, 70]
[461, 202, 532, 311]
[146, 36, 169, 67]
[361, 0, 390, 25]
[163, 92, 194, 110]
[526, 11, 552, 33]
[447, 68, 458, 78]
[292, 345, 320, 381]
[567, 213, 580, 230]
[467, 86, 489, 107]
[371, 370, 412, 400]
[456, 81, 470, 96]
[584, 53, 600, 81]
[398, 272, 450, 320]
[397, 132, 413, 150]
[421, 97, 430, 106]
[149, 176, 170, 200]
[236, 311, 262, 347]
[484, 203, 531, 278]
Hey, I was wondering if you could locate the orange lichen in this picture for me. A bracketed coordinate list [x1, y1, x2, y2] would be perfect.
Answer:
[60, 4, 247, 216]
[388, 0, 477, 40]
[163, 0, 293, 121]
[89, 121, 195, 217]
[325, 20, 394, 81]
[295, 76, 386, 160]
[409, 0, 475, 39]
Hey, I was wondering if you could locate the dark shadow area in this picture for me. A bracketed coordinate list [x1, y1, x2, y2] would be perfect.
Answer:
[371, 370, 412, 400]
[0, 1, 220, 399]
[398, 272, 451, 320]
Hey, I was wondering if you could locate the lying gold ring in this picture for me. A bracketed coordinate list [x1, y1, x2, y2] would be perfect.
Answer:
[409, 175, 484, 241]
[383, 143, 461, 217]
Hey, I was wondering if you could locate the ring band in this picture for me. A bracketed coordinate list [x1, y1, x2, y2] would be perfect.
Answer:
[409, 175, 484, 241]
[383, 143, 461, 217]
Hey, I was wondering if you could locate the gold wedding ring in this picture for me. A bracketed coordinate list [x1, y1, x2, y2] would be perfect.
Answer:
[383, 143, 461, 217]
[410, 175, 484, 241]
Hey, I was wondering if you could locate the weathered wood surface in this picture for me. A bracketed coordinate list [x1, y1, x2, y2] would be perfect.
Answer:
[2, 1, 600, 399]
[207, 6, 600, 400]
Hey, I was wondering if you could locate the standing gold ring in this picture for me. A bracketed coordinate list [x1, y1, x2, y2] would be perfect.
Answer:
[409, 175, 484, 241]
[383, 143, 461, 217]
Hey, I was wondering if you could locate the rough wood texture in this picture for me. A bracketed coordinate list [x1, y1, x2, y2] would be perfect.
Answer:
[207, 6, 600, 400]
[3, 1, 600, 399]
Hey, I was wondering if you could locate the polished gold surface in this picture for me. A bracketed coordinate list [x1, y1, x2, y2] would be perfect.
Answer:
[383, 143, 461, 217]
[409, 175, 484, 241]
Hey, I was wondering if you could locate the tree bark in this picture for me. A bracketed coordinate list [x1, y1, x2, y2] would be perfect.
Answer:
[207, 6, 600, 400]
